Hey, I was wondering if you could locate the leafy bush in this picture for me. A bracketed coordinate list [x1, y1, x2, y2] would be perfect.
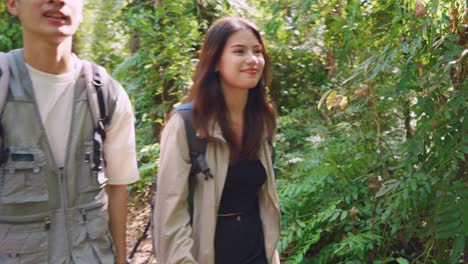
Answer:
[272, 0, 467, 262]
[0, 2, 22, 51]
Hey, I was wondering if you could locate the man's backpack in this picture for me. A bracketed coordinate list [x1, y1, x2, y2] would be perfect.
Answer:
[0, 52, 111, 171]
[129, 102, 212, 260]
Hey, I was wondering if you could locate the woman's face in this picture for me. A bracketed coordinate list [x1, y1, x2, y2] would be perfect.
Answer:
[216, 29, 265, 92]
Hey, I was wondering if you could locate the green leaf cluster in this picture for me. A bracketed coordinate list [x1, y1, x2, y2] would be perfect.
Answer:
[270, 0, 467, 262]
[111, 0, 235, 186]
[0, 2, 22, 51]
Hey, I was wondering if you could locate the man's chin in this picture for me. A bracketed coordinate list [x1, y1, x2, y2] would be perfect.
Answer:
[47, 35, 72, 43]
[44, 31, 76, 44]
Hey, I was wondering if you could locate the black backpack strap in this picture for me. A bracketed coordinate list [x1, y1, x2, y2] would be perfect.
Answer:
[174, 103, 212, 180]
[91, 63, 110, 140]
[177, 110, 212, 180]
[83, 61, 110, 172]
[175, 103, 212, 225]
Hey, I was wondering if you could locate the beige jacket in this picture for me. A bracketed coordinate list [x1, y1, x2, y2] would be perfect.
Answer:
[153, 112, 281, 264]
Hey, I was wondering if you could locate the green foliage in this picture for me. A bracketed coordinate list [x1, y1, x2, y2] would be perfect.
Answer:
[276, 109, 383, 262]
[131, 142, 159, 196]
[76, 0, 129, 71]
[258, 1, 329, 113]
[113, 0, 465, 261]
[272, 0, 467, 262]
[15, 0, 461, 262]
[0, 2, 22, 51]
[116, 0, 202, 133]
[112, 0, 234, 186]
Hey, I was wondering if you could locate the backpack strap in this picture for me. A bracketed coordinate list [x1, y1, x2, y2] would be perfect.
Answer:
[82, 60, 111, 172]
[174, 103, 212, 225]
[174, 102, 213, 180]
[0, 53, 10, 113]
[139, 103, 212, 259]
[0, 52, 11, 165]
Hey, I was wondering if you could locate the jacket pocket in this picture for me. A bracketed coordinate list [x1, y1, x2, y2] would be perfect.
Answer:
[73, 204, 114, 263]
[0, 220, 49, 264]
[78, 141, 108, 193]
[0, 147, 48, 204]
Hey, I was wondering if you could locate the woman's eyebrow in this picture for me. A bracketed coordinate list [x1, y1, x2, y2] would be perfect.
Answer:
[230, 44, 262, 48]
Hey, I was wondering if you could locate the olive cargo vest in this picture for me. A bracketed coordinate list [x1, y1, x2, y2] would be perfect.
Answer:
[0, 50, 118, 263]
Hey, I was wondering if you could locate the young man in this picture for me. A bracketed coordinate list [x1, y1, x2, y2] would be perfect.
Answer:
[1, 0, 139, 263]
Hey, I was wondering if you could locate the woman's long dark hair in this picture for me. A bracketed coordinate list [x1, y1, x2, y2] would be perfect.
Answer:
[185, 17, 276, 162]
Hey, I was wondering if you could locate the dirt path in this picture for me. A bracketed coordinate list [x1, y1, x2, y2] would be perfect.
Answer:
[126, 193, 156, 264]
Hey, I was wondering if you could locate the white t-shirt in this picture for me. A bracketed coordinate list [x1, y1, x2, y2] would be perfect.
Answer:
[26, 58, 139, 185]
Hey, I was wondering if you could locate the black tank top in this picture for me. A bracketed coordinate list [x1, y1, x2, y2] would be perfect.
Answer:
[215, 159, 268, 264]
[218, 159, 267, 214]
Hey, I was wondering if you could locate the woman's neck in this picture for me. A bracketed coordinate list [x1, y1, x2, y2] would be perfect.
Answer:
[222, 88, 249, 148]
[223, 88, 248, 122]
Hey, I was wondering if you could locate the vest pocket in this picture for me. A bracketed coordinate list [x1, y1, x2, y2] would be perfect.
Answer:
[0, 148, 48, 204]
[73, 204, 114, 263]
[78, 141, 108, 193]
[0, 220, 49, 264]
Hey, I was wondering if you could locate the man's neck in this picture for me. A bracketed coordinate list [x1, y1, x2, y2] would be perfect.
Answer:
[22, 36, 74, 74]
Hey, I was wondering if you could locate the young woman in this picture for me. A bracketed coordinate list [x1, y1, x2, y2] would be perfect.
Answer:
[153, 17, 281, 264]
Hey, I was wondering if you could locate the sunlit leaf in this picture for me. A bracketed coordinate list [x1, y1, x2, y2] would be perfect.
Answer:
[396, 258, 409, 264]
[326, 90, 337, 110]
[318, 90, 332, 110]
[339, 96, 348, 110]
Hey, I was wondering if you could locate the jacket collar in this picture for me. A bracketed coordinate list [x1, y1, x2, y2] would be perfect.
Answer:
[196, 120, 226, 144]
[198, 119, 272, 145]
